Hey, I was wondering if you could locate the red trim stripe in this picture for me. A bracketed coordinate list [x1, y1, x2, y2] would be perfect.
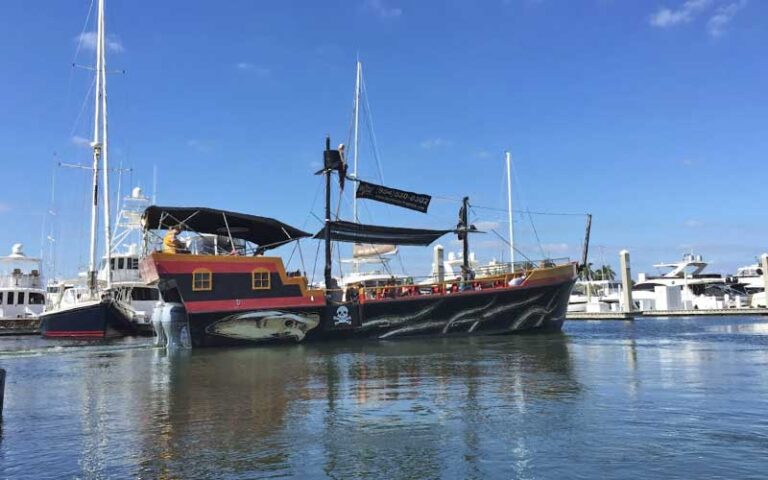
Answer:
[185, 296, 325, 313]
[43, 330, 105, 338]
[157, 260, 280, 275]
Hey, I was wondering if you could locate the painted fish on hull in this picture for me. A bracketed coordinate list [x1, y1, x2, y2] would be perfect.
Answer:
[207, 310, 320, 342]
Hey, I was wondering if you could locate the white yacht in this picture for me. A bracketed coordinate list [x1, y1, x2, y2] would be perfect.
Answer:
[731, 263, 764, 295]
[0, 244, 46, 322]
[633, 253, 747, 310]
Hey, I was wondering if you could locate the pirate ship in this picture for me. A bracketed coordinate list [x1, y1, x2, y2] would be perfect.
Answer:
[140, 139, 576, 347]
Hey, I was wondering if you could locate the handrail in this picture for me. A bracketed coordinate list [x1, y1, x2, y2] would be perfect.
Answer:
[332, 259, 573, 302]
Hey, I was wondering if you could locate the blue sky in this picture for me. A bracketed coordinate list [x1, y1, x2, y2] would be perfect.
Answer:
[0, 0, 765, 280]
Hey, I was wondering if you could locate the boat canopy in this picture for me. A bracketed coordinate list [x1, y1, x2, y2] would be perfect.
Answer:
[142, 206, 311, 250]
[314, 220, 451, 246]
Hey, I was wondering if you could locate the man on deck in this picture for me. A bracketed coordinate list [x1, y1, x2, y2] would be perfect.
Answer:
[162, 225, 188, 254]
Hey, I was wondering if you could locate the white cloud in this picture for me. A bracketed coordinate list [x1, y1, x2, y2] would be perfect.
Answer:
[364, 0, 403, 18]
[76, 31, 124, 53]
[684, 219, 704, 227]
[707, 0, 747, 37]
[420, 137, 452, 149]
[236, 62, 272, 76]
[681, 158, 696, 166]
[649, 0, 711, 28]
[71, 135, 91, 148]
[474, 150, 492, 160]
[0, 203, 10, 213]
[542, 242, 571, 254]
[187, 139, 210, 153]
[474, 220, 501, 231]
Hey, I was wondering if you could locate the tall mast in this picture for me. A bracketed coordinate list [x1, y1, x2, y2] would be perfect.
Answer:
[87, 0, 105, 295]
[351, 60, 362, 274]
[352, 60, 361, 223]
[99, 0, 112, 289]
[461, 196, 470, 282]
[324, 137, 333, 298]
[505, 151, 515, 269]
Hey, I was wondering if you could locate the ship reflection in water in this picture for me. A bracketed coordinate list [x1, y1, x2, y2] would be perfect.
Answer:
[3, 316, 768, 478]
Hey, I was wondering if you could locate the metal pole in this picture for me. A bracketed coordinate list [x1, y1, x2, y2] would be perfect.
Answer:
[324, 137, 333, 299]
[505, 151, 514, 269]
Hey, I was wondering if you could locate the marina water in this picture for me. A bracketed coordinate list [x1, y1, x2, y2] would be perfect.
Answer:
[1, 316, 768, 479]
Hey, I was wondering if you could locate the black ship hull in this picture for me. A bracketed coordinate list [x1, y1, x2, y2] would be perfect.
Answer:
[176, 279, 573, 347]
[40, 299, 138, 339]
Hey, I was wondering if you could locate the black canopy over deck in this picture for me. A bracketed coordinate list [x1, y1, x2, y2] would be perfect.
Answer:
[142, 206, 311, 250]
[314, 220, 451, 246]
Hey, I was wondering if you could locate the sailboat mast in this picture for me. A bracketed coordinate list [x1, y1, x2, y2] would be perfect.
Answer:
[462, 196, 470, 282]
[87, 0, 105, 295]
[505, 151, 515, 269]
[324, 137, 333, 298]
[352, 60, 361, 223]
[351, 61, 362, 274]
[99, 0, 112, 289]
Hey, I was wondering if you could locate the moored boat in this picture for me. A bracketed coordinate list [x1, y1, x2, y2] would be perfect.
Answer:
[40, 0, 136, 338]
[0, 244, 46, 333]
[140, 140, 577, 348]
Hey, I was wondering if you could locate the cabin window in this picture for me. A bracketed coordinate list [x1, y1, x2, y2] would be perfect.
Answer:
[251, 269, 271, 290]
[0, 292, 3, 304]
[131, 287, 159, 301]
[29, 293, 45, 305]
[117, 258, 125, 270]
[18, 292, 25, 304]
[192, 269, 213, 291]
[129, 258, 139, 269]
[7, 292, 15, 305]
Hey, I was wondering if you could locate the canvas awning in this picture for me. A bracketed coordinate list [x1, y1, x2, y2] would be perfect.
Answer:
[142, 206, 310, 250]
[314, 220, 451, 246]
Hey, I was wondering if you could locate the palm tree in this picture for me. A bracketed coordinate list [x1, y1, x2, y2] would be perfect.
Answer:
[593, 265, 616, 281]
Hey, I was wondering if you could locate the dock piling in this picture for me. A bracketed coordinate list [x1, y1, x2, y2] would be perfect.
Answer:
[762, 254, 768, 295]
[620, 250, 633, 313]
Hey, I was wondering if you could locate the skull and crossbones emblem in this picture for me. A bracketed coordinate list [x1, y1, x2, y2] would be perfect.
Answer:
[333, 305, 352, 325]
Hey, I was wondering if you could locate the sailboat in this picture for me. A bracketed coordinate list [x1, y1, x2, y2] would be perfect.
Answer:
[39, 0, 137, 338]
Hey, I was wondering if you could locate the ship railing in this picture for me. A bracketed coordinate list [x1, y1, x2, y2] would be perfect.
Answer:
[337, 257, 571, 302]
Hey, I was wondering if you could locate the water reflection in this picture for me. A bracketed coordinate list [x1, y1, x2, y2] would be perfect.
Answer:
[131, 335, 579, 478]
[4, 317, 768, 479]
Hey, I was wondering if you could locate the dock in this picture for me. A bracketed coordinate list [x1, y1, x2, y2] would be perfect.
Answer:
[642, 308, 768, 317]
[567, 312, 635, 320]
[0, 319, 40, 336]
[568, 308, 768, 321]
